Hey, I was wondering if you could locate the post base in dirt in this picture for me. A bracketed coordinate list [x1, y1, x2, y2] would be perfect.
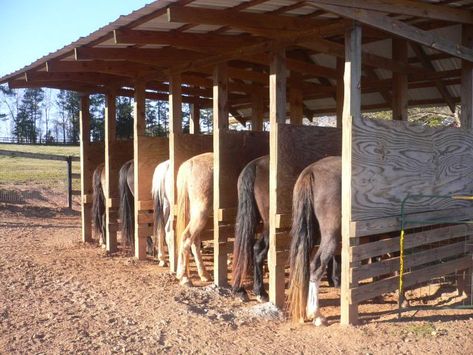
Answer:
[81, 199, 92, 243]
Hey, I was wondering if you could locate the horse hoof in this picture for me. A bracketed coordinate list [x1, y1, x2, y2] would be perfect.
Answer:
[401, 299, 410, 309]
[313, 316, 327, 327]
[256, 294, 269, 303]
[180, 278, 193, 287]
[158, 260, 167, 267]
[200, 273, 212, 282]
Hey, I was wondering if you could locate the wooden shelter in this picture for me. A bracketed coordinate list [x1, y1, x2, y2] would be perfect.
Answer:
[2, 0, 473, 325]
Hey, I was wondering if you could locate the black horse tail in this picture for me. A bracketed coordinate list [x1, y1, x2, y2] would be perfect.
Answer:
[287, 169, 317, 323]
[92, 164, 105, 241]
[119, 161, 134, 247]
[232, 161, 260, 291]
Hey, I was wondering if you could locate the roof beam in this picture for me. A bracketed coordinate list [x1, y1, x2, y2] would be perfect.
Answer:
[74, 47, 205, 65]
[25, 71, 131, 86]
[410, 42, 456, 113]
[46, 60, 160, 78]
[167, 5, 334, 33]
[114, 29, 264, 53]
[310, 0, 473, 25]
[307, 2, 473, 62]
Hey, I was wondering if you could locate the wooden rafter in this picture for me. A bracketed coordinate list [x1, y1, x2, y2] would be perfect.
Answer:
[410, 42, 456, 112]
[46, 60, 160, 78]
[307, 1, 473, 62]
[311, 0, 473, 24]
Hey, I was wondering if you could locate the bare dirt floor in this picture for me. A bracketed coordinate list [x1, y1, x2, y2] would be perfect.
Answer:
[1, 183, 473, 354]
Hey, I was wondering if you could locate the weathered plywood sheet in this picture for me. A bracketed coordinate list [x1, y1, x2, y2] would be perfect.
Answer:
[217, 130, 269, 208]
[136, 136, 169, 202]
[174, 133, 213, 171]
[277, 124, 342, 215]
[352, 117, 473, 220]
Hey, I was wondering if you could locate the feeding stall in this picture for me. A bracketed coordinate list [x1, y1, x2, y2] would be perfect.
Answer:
[1, 0, 473, 325]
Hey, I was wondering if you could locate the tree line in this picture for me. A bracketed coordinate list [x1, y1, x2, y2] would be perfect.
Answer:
[0, 85, 213, 145]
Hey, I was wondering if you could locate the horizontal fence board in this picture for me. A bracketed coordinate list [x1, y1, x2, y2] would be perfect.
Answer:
[352, 241, 468, 283]
[71, 173, 81, 179]
[351, 224, 473, 262]
[0, 149, 79, 162]
[71, 190, 81, 196]
[137, 200, 154, 211]
[353, 207, 473, 237]
[350, 255, 473, 303]
[218, 208, 237, 223]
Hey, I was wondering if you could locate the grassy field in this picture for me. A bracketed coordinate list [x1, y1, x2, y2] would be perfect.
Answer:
[0, 144, 81, 187]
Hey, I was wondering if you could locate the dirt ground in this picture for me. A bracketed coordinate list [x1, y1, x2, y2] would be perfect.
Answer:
[1, 184, 473, 354]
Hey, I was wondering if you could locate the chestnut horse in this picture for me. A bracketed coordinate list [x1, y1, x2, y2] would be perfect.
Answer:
[175, 152, 213, 286]
[287, 156, 341, 327]
[151, 160, 172, 267]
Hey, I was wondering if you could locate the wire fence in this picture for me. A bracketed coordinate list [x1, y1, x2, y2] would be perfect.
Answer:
[0, 136, 79, 146]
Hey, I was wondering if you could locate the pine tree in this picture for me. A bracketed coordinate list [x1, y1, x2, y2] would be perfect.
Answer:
[89, 94, 105, 142]
[56, 90, 80, 143]
[13, 88, 44, 143]
[116, 96, 133, 139]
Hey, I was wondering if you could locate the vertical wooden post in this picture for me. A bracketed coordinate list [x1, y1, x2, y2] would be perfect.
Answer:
[392, 38, 408, 121]
[268, 48, 287, 308]
[336, 57, 345, 128]
[289, 73, 303, 125]
[66, 156, 72, 209]
[251, 93, 264, 131]
[461, 25, 473, 129]
[133, 80, 147, 259]
[168, 73, 183, 272]
[79, 94, 92, 243]
[213, 63, 229, 286]
[105, 92, 118, 253]
[341, 24, 362, 326]
[459, 24, 473, 300]
[189, 103, 201, 134]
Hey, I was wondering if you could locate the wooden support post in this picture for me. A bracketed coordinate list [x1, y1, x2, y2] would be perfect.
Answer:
[461, 25, 473, 129]
[105, 92, 118, 253]
[168, 73, 183, 272]
[79, 94, 92, 243]
[289, 72, 303, 125]
[459, 25, 473, 300]
[336, 57, 345, 128]
[213, 63, 229, 286]
[392, 39, 408, 121]
[66, 156, 72, 209]
[268, 48, 287, 308]
[341, 24, 362, 326]
[251, 93, 264, 131]
[133, 80, 147, 259]
[189, 103, 201, 134]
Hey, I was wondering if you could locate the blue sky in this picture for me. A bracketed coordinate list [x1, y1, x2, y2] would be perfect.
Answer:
[0, 0, 152, 77]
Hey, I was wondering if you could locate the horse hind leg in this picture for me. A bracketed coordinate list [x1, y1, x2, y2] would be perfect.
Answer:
[307, 235, 337, 327]
[191, 237, 212, 282]
[253, 228, 269, 302]
[176, 224, 193, 286]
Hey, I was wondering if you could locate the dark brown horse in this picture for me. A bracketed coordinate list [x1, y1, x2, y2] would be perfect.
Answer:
[288, 156, 341, 327]
[232, 155, 341, 303]
[232, 155, 270, 302]
[92, 163, 106, 245]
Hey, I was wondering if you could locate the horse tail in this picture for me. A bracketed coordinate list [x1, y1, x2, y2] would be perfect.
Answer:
[152, 163, 166, 248]
[92, 165, 105, 239]
[175, 164, 189, 261]
[287, 169, 317, 323]
[119, 161, 134, 247]
[232, 161, 259, 291]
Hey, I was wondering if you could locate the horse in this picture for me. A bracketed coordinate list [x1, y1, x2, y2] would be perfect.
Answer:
[92, 163, 106, 245]
[232, 155, 341, 303]
[232, 155, 270, 302]
[151, 159, 172, 267]
[287, 156, 341, 327]
[175, 152, 213, 286]
[119, 160, 135, 248]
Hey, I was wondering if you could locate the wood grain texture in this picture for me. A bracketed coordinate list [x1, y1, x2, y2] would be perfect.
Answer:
[352, 117, 473, 221]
